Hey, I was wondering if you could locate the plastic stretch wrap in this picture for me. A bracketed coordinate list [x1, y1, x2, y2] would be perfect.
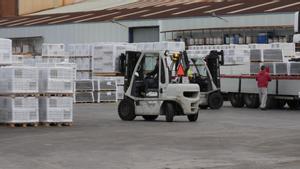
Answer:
[0, 97, 38, 123]
[39, 97, 73, 122]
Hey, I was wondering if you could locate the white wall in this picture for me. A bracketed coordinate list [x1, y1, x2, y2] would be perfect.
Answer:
[0, 13, 295, 44]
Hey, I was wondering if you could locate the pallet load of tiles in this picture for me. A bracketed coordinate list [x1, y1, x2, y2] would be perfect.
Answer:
[68, 44, 92, 80]
[0, 66, 39, 127]
[0, 38, 13, 66]
[94, 77, 117, 103]
[74, 80, 95, 103]
[38, 65, 74, 126]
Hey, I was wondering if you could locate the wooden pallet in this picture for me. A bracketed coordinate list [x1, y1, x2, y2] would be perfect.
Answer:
[0, 93, 40, 97]
[39, 93, 73, 97]
[93, 72, 122, 76]
[40, 122, 73, 127]
[1, 123, 39, 128]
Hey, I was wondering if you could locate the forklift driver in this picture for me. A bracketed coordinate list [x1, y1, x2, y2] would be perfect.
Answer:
[144, 58, 159, 92]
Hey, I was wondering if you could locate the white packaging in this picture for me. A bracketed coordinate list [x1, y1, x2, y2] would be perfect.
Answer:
[98, 91, 117, 102]
[42, 43, 65, 56]
[0, 66, 38, 93]
[39, 97, 73, 123]
[39, 67, 74, 93]
[0, 97, 39, 123]
[117, 85, 124, 100]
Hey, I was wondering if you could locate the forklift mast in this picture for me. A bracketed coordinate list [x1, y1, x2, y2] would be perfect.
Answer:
[204, 50, 224, 88]
[119, 51, 142, 91]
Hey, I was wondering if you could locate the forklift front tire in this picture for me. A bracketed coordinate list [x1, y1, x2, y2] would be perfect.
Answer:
[118, 98, 136, 121]
[165, 103, 174, 122]
[208, 92, 223, 109]
[187, 110, 199, 122]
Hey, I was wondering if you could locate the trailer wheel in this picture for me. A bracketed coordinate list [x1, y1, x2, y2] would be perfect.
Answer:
[118, 98, 136, 121]
[143, 115, 158, 121]
[165, 103, 174, 122]
[266, 97, 286, 109]
[287, 100, 300, 110]
[229, 93, 244, 108]
[244, 94, 260, 108]
[208, 92, 223, 109]
[187, 110, 199, 122]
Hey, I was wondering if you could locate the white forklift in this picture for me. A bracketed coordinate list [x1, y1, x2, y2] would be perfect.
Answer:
[118, 51, 200, 122]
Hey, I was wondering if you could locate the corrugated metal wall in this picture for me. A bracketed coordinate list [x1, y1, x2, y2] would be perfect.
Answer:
[0, 13, 295, 44]
[0, 20, 158, 44]
[159, 13, 295, 32]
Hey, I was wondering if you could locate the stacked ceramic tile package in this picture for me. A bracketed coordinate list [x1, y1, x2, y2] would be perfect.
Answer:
[42, 44, 65, 57]
[0, 66, 38, 93]
[38, 65, 74, 124]
[0, 97, 39, 123]
[0, 38, 12, 65]
[68, 44, 92, 80]
[274, 62, 288, 75]
[94, 77, 117, 102]
[134, 42, 185, 52]
[39, 97, 73, 123]
[115, 77, 125, 100]
[288, 62, 300, 75]
[74, 80, 95, 103]
[38, 67, 74, 93]
[0, 66, 39, 124]
[271, 43, 296, 62]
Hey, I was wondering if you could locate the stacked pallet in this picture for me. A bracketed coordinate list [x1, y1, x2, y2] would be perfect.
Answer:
[0, 38, 13, 65]
[95, 78, 117, 103]
[75, 80, 95, 103]
[38, 65, 74, 126]
[68, 44, 92, 80]
[0, 66, 39, 127]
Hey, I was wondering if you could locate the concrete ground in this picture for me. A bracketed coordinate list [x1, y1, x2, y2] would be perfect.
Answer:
[0, 103, 300, 169]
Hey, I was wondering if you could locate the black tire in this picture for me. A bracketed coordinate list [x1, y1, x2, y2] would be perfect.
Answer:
[287, 100, 300, 110]
[187, 110, 199, 122]
[118, 98, 136, 121]
[208, 92, 223, 109]
[266, 97, 283, 109]
[229, 93, 244, 108]
[165, 103, 174, 122]
[244, 94, 260, 108]
[142, 115, 158, 121]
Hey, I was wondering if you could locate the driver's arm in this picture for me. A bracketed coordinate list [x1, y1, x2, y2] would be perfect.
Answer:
[147, 64, 158, 76]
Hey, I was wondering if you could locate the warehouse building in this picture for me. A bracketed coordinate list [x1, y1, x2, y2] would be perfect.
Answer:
[0, 0, 298, 55]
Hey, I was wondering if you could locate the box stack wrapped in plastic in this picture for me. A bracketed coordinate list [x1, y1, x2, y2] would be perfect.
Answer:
[0, 38, 12, 65]
[42, 44, 65, 57]
[0, 97, 39, 123]
[38, 67, 74, 93]
[95, 77, 117, 102]
[0, 66, 39, 124]
[68, 44, 92, 80]
[38, 65, 74, 124]
[74, 80, 95, 103]
[134, 42, 185, 52]
[39, 97, 73, 123]
[0, 66, 38, 93]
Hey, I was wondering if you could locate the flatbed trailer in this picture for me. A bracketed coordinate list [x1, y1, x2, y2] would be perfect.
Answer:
[221, 74, 300, 109]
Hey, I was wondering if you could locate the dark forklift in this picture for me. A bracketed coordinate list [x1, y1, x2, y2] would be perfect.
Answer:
[188, 50, 225, 109]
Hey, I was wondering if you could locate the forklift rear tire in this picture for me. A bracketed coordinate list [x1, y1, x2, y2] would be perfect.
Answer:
[244, 94, 260, 108]
[143, 115, 158, 121]
[208, 92, 223, 109]
[118, 98, 136, 121]
[187, 110, 199, 122]
[229, 93, 244, 108]
[165, 103, 174, 122]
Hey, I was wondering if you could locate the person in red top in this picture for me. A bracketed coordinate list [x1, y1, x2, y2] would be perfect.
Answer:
[256, 65, 272, 110]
